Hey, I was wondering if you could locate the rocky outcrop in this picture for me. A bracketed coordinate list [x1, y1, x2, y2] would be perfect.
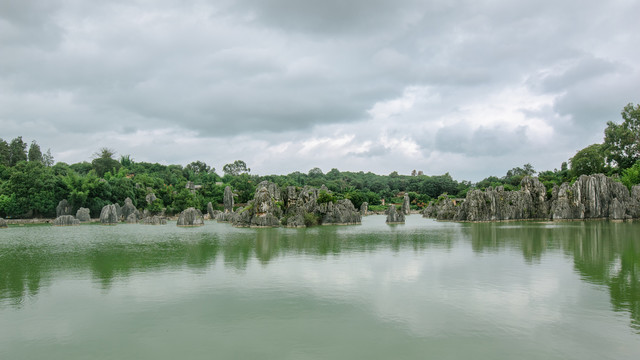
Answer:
[386, 205, 405, 224]
[0, 218, 8, 228]
[402, 194, 410, 215]
[75, 207, 91, 222]
[54, 215, 80, 226]
[360, 202, 369, 215]
[141, 215, 167, 225]
[145, 193, 157, 205]
[100, 204, 119, 225]
[126, 213, 139, 224]
[177, 207, 204, 227]
[233, 184, 282, 227]
[121, 198, 137, 220]
[114, 203, 122, 220]
[216, 211, 236, 222]
[549, 174, 638, 220]
[423, 174, 640, 222]
[207, 202, 216, 219]
[232, 182, 361, 228]
[56, 199, 72, 217]
[224, 186, 234, 213]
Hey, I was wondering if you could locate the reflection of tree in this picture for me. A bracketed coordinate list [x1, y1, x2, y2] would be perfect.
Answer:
[467, 221, 640, 333]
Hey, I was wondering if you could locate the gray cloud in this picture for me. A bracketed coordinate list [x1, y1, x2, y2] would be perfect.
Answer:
[1, 0, 639, 181]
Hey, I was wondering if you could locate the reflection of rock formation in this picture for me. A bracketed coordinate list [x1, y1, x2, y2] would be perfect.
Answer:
[424, 175, 640, 221]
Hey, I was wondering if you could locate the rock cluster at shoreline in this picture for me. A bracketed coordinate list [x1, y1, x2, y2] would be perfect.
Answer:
[424, 174, 640, 221]
[228, 181, 361, 228]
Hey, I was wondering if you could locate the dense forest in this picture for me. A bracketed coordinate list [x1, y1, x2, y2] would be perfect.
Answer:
[1, 104, 639, 219]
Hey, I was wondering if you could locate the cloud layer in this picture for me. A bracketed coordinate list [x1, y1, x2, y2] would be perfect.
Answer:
[1, 0, 639, 180]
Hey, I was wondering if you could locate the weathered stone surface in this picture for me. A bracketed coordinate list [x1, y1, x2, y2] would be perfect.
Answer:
[360, 202, 369, 216]
[141, 215, 167, 225]
[100, 204, 119, 225]
[145, 193, 157, 205]
[386, 204, 405, 224]
[402, 194, 410, 215]
[114, 203, 122, 220]
[424, 174, 640, 222]
[54, 215, 80, 226]
[216, 211, 236, 222]
[0, 218, 8, 228]
[550, 174, 634, 220]
[75, 207, 91, 222]
[224, 186, 234, 213]
[319, 199, 361, 225]
[177, 207, 204, 226]
[56, 199, 72, 217]
[126, 213, 138, 224]
[233, 184, 282, 227]
[121, 197, 137, 220]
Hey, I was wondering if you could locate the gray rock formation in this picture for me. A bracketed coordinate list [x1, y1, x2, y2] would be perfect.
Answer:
[177, 207, 204, 226]
[360, 202, 369, 216]
[75, 207, 91, 222]
[121, 197, 137, 220]
[145, 193, 157, 205]
[53, 215, 80, 226]
[141, 215, 167, 225]
[56, 199, 72, 217]
[402, 193, 410, 215]
[207, 202, 215, 218]
[230, 182, 361, 228]
[114, 203, 122, 220]
[126, 213, 139, 224]
[100, 204, 119, 225]
[223, 186, 234, 213]
[549, 174, 638, 220]
[0, 218, 7, 228]
[423, 174, 640, 222]
[386, 205, 405, 224]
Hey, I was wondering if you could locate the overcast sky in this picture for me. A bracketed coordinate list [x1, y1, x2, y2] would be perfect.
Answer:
[1, 0, 639, 181]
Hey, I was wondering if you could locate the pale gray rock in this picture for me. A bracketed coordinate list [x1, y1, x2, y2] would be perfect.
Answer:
[402, 194, 410, 215]
[126, 213, 139, 224]
[0, 218, 8, 228]
[320, 199, 361, 225]
[224, 186, 234, 213]
[386, 205, 405, 224]
[100, 204, 119, 225]
[177, 207, 204, 226]
[75, 207, 91, 222]
[360, 202, 368, 215]
[54, 215, 80, 226]
[145, 193, 157, 205]
[114, 203, 122, 220]
[56, 199, 72, 217]
[121, 197, 137, 220]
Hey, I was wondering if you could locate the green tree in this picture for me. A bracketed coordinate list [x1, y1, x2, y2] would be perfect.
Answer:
[28, 140, 43, 163]
[42, 149, 54, 167]
[570, 144, 606, 177]
[223, 160, 250, 176]
[9, 136, 27, 166]
[92, 148, 121, 177]
[603, 103, 640, 170]
[0, 139, 10, 166]
[185, 160, 211, 175]
[620, 161, 640, 189]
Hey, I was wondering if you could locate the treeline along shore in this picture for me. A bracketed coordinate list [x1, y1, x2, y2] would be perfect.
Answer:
[1, 104, 639, 225]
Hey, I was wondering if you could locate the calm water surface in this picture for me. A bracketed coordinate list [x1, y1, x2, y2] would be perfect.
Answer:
[1, 216, 639, 359]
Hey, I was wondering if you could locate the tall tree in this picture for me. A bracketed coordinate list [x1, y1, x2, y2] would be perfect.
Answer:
[603, 103, 640, 170]
[28, 140, 43, 163]
[223, 160, 250, 176]
[42, 149, 54, 167]
[0, 139, 9, 166]
[9, 136, 27, 166]
[91, 148, 121, 177]
[570, 144, 606, 177]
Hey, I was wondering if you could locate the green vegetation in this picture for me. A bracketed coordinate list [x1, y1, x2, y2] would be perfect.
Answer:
[1, 104, 639, 219]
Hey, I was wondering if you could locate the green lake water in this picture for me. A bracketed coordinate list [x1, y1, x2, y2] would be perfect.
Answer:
[1, 216, 639, 359]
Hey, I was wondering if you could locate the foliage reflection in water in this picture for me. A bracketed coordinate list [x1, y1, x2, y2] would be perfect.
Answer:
[1, 216, 639, 359]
